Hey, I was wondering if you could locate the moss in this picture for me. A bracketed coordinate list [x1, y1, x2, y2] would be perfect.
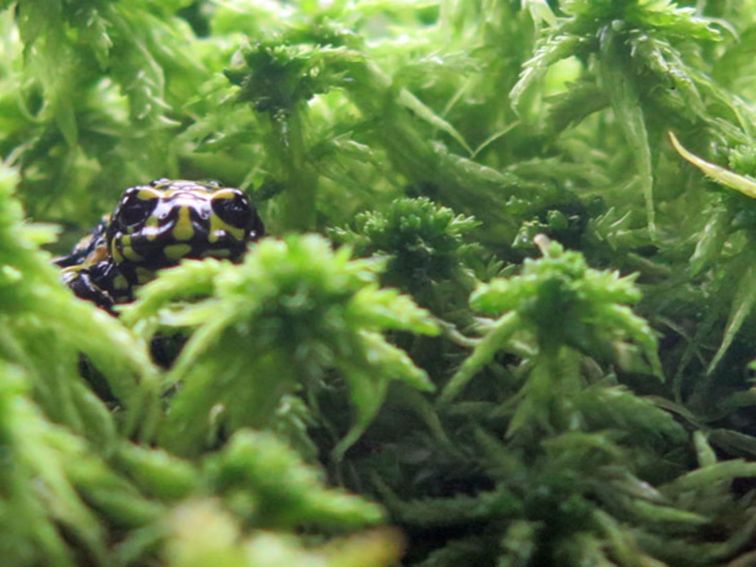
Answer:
[1, 1, 755, 565]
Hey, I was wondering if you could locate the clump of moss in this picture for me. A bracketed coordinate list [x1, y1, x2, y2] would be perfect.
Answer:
[1, 1, 755, 566]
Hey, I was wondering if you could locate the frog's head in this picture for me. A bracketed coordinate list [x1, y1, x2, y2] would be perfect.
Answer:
[107, 179, 264, 270]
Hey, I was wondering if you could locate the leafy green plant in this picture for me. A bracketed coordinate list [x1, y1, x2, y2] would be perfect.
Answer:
[330, 196, 481, 316]
[122, 234, 438, 457]
[1, 1, 755, 566]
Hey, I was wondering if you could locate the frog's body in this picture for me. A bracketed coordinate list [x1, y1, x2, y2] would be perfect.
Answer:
[56, 179, 264, 311]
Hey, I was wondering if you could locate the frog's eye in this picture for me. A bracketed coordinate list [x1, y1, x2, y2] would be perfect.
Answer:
[212, 190, 252, 228]
[117, 190, 158, 227]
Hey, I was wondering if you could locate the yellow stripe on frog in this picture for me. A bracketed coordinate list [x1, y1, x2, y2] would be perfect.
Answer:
[164, 243, 192, 260]
[112, 273, 129, 291]
[110, 240, 125, 264]
[120, 235, 144, 262]
[135, 267, 154, 284]
[143, 215, 160, 241]
[208, 214, 245, 243]
[137, 188, 161, 201]
[173, 207, 194, 241]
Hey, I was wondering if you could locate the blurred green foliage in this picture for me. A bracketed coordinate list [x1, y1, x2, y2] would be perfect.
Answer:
[1, 0, 755, 565]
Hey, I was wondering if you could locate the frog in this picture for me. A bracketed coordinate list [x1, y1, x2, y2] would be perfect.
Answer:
[55, 178, 265, 311]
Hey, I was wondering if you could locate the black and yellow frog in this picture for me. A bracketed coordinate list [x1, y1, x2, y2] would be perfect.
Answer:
[56, 178, 265, 311]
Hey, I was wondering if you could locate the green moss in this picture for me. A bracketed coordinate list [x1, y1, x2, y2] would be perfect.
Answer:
[1, 1, 755, 565]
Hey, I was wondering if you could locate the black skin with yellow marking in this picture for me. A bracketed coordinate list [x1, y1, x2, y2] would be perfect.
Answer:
[56, 179, 264, 311]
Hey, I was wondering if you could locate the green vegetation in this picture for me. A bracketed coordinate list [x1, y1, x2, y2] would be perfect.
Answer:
[1, 0, 755, 565]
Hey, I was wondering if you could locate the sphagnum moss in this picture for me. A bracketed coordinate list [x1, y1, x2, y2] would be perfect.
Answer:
[1, 1, 755, 566]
